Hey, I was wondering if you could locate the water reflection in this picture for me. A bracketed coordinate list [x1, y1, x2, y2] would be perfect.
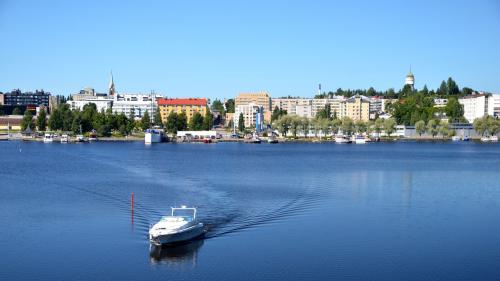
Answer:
[149, 239, 204, 267]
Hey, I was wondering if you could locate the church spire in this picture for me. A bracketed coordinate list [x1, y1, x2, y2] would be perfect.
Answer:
[109, 71, 115, 96]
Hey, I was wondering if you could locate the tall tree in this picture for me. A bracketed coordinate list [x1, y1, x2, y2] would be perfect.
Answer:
[427, 119, 439, 138]
[383, 118, 397, 137]
[446, 77, 460, 96]
[203, 107, 213, 130]
[21, 109, 35, 131]
[225, 99, 235, 113]
[153, 108, 163, 127]
[140, 110, 151, 131]
[444, 97, 464, 123]
[238, 113, 245, 132]
[211, 99, 225, 114]
[165, 112, 179, 134]
[437, 81, 448, 96]
[271, 106, 287, 122]
[36, 107, 47, 131]
[415, 120, 426, 136]
[189, 111, 204, 130]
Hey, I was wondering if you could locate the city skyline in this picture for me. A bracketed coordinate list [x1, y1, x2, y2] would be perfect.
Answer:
[1, 0, 499, 98]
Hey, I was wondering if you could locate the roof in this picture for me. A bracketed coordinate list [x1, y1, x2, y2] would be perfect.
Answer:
[157, 98, 207, 106]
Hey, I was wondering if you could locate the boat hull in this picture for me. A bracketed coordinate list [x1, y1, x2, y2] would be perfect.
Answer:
[145, 132, 162, 143]
[150, 223, 205, 246]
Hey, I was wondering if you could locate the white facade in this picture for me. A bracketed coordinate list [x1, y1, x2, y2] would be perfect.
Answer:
[311, 97, 345, 118]
[112, 93, 158, 120]
[234, 103, 264, 129]
[490, 94, 500, 118]
[459, 94, 490, 123]
[295, 105, 313, 118]
[66, 98, 113, 112]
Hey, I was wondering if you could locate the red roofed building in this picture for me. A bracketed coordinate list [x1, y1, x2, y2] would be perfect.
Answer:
[157, 98, 207, 123]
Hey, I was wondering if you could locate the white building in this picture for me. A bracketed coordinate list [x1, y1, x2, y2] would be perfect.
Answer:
[295, 104, 313, 118]
[490, 94, 500, 118]
[112, 93, 158, 120]
[66, 97, 113, 112]
[459, 94, 491, 123]
[311, 96, 345, 118]
[271, 98, 313, 118]
[234, 103, 264, 130]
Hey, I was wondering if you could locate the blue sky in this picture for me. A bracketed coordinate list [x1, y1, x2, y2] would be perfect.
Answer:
[1, 0, 499, 99]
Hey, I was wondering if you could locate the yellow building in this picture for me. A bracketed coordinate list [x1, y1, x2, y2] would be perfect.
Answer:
[157, 98, 207, 123]
[340, 95, 370, 121]
[235, 92, 272, 122]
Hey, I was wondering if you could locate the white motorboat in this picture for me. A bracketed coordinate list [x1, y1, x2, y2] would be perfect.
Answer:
[75, 135, 85, 142]
[61, 134, 69, 143]
[451, 136, 460, 141]
[335, 135, 351, 143]
[43, 133, 53, 143]
[490, 135, 498, 142]
[145, 129, 164, 144]
[481, 136, 490, 142]
[149, 206, 205, 246]
[354, 135, 366, 144]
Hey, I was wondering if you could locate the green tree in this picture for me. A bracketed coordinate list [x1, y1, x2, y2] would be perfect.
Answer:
[436, 81, 448, 97]
[48, 107, 62, 130]
[354, 120, 367, 134]
[177, 112, 188, 131]
[21, 109, 35, 131]
[140, 110, 151, 131]
[415, 120, 426, 136]
[383, 118, 397, 137]
[238, 113, 245, 132]
[12, 107, 21, 115]
[36, 107, 47, 131]
[225, 99, 235, 113]
[211, 99, 225, 114]
[153, 108, 163, 127]
[340, 117, 354, 136]
[165, 112, 179, 134]
[444, 97, 464, 123]
[487, 116, 499, 136]
[203, 107, 213, 130]
[427, 119, 439, 138]
[190, 111, 204, 130]
[316, 104, 332, 120]
[300, 117, 310, 137]
[271, 106, 287, 122]
[289, 115, 302, 138]
[473, 117, 488, 136]
[439, 120, 450, 138]
[374, 118, 384, 135]
[446, 77, 460, 96]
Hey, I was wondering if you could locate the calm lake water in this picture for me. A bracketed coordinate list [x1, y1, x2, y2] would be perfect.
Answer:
[1, 140, 500, 280]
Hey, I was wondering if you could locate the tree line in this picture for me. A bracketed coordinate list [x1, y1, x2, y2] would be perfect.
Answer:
[19, 101, 215, 136]
[271, 114, 398, 138]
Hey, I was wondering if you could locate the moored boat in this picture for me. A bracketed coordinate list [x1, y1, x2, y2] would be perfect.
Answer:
[43, 133, 53, 143]
[451, 136, 460, 141]
[481, 136, 490, 142]
[149, 206, 205, 246]
[354, 135, 366, 144]
[335, 135, 351, 143]
[145, 129, 163, 144]
[490, 135, 498, 142]
[61, 134, 69, 143]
